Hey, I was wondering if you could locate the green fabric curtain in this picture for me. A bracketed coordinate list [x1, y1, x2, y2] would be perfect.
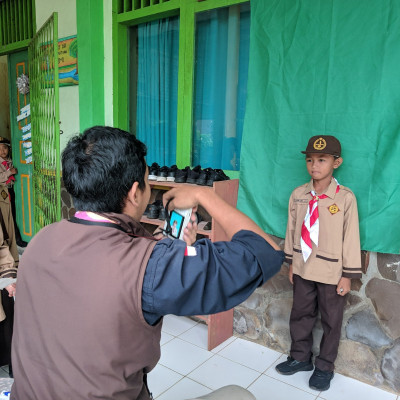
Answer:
[238, 0, 400, 254]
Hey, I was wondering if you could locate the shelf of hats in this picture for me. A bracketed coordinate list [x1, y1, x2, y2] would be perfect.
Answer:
[142, 164, 239, 350]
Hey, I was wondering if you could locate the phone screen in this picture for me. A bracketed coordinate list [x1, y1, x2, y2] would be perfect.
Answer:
[169, 210, 185, 239]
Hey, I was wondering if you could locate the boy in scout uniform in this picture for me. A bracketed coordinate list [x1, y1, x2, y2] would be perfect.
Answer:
[276, 135, 362, 391]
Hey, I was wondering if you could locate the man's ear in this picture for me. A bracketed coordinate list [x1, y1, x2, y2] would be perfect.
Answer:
[333, 157, 343, 169]
[126, 181, 140, 207]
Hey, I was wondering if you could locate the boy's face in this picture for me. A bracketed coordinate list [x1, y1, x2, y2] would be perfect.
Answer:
[0, 144, 9, 159]
[305, 153, 342, 181]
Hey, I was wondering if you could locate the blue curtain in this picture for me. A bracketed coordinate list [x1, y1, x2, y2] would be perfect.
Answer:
[193, 4, 250, 171]
[136, 17, 179, 166]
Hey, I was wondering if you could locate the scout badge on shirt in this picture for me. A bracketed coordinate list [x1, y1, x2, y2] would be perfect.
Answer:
[328, 204, 340, 215]
[1, 190, 8, 200]
[300, 179, 340, 261]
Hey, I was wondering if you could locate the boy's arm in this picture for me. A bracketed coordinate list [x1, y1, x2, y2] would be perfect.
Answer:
[283, 193, 296, 266]
[341, 192, 362, 280]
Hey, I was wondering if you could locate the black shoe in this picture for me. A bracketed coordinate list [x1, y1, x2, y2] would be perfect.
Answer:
[158, 206, 168, 221]
[196, 167, 212, 186]
[309, 368, 334, 391]
[156, 166, 169, 182]
[186, 165, 202, 184]
[143, 204, 151, 217]
[166, 165, 178, 182]
[275, 356, 314, 375]
[175, 166, 190, 183]
[16, 239, 28, 247]
[148, 163, 160, 181]
[203, 221, 212, 230]
[206, 169, 230, 186]
[147, 202, 160, 219]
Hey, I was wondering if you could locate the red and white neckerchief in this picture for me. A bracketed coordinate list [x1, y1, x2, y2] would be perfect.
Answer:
[300, 178, 340, 262]
[2, 160, 15, 185]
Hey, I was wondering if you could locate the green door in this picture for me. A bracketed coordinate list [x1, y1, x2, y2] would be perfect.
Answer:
[8, 50, 34, 243]
[29, 13, 61, 232]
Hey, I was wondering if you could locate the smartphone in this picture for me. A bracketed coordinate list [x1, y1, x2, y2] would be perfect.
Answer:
[164, 208, 192, 240]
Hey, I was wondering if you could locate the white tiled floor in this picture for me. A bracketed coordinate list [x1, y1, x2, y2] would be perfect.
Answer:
[148, 315, 400, 400]
[1, 316, 399, 399]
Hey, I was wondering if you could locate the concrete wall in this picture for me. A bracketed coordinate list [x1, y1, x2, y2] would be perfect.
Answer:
[234, 240, 400, 395]
[35, 0, 80, 151]
[0, 56, 10, 140]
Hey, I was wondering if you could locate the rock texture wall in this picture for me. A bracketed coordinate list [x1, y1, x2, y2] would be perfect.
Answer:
[234, 242, 400, 395]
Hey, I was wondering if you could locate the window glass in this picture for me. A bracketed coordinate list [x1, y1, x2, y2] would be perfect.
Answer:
[130, 17, 179, 166]
[193, 3, 250, 171]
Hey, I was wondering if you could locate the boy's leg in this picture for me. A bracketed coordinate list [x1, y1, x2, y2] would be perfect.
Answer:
[315, 282, 346, 371]
[289, 275, 318, 362]
[276, 275, 316, 374]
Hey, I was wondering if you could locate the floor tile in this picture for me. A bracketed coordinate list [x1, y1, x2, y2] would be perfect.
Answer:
[0, 368, 9, 379]
[178, 322, 209, 350]
[0, 378, 13, 391]
[159, 338, 213, 375]
[162, 315, 198, 337]
[248, 374, 317, 400]
[187, 354, 261, 390]
[318, 373, 397, 400]
[210, 335, 236, 353]
[160, 331, 174, 346]
[156, 377, 211, 400]
[264, 354, 320, 395]
[148, 364, 183, 399]
[217, 337, 282, 373]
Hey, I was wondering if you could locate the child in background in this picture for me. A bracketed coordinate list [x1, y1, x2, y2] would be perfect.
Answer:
[0, 137, 27, 248]
[276, 135, 362, 391]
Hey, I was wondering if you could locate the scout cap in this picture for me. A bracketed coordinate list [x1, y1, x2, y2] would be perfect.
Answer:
[301, 135, 341, 157]
[0, 137, 11, 146]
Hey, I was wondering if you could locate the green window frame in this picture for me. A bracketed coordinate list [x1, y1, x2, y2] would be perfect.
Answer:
[0, 0, 36, 55]
[113, 0, 247, 178]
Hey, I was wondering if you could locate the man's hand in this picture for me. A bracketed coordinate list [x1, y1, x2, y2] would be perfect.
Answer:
[5, 283, 16, 297]
[163, 186, 205, 211]
[288, 264, 293, 284]
[183, 213, 198, 246]
[337, 277, 351, 296]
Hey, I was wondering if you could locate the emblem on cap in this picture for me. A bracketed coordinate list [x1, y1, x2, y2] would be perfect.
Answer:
[313, 137, 326, 150]
[328, 204, 340, 215]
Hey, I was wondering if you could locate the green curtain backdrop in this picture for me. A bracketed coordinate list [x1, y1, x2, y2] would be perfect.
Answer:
[238, 0, 400, 254]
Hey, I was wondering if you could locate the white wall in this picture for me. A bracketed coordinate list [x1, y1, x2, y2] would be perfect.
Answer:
[35, 0, 80, 151]
[0, 56, 11, 140]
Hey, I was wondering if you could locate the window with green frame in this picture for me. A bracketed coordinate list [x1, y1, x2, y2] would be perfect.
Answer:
[193, 2, 250, 171]
[114, 0, 250, 173]
[129, 16, 180, 167]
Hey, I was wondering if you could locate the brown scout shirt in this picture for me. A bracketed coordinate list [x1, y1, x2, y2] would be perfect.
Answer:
[11, 213, 160, 400]
[284, 178, 362, 285]
[0, 185, 18, 321]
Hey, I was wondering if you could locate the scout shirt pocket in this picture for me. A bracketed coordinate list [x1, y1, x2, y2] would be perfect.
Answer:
[313, 249, 342, 283]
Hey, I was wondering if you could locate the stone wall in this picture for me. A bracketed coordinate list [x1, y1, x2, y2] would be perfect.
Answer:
[233, 239, 400, 395]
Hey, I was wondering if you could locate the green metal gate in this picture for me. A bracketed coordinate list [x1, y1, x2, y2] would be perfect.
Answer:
[28, 13, 61, 232]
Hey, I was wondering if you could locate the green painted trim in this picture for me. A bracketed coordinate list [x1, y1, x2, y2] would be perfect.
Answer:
[193, 0, 247, 12]
[76, 0, 105, 132]
[117, 2, 180, 26]
[175, 2, 194, 168]
[0, 38, 30, 55]
[112, 18, 128, 130]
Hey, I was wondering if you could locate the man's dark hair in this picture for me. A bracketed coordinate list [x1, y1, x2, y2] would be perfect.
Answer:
[62, 126, 147, 213]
